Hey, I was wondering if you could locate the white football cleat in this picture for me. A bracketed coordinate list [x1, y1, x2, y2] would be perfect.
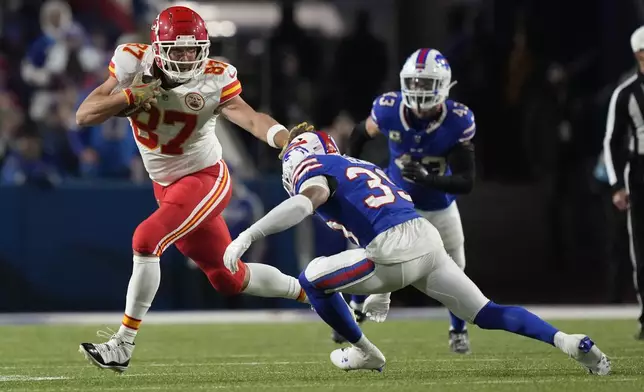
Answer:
[449, 330, 471, 354]
[560, 334, 611, 376]
[79, 330, 135, 373]
[330, 346, 386, 372]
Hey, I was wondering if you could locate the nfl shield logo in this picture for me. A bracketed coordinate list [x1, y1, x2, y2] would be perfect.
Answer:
[414, 135, 422, 143]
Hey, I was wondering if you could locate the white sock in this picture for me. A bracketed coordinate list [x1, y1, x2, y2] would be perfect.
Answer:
[117, 255, 161, 343]
[242, 263, 307, 302]
[553, 331, 569, 351]
[353, 335, 376, 352]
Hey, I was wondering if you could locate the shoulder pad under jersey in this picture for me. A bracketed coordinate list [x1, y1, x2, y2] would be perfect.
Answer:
[108, 43, 152, 88]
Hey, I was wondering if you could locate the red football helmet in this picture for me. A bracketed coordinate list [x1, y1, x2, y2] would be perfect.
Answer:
[150, 6, 210, 83]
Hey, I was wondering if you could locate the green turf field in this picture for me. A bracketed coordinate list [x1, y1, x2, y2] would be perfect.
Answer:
[1, 319, 643, 391]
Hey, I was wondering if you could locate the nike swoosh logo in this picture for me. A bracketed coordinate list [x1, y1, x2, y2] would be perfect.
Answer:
[228, 70, 237, 79]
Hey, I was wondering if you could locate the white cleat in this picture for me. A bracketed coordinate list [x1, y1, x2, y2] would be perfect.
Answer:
[330, 346, 386, 372]
[79, 330, 135, 373]
[449, 330, 471, 355]
[560, 334, 611, 376]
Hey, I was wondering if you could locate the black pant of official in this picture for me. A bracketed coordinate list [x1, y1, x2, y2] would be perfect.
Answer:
[627, 166, 644, 331]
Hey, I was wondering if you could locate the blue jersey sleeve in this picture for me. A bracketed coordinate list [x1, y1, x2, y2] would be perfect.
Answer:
[370, 91, 404, 136]
[292, 156, 331, 194]
[448, 100, 476, 142]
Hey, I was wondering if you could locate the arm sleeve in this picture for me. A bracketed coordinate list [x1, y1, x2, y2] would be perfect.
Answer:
[241, 194, 314, 241]
[603, 87, 630, 190]
[420, 141, 475, 194]
[348, 120, 372, 158]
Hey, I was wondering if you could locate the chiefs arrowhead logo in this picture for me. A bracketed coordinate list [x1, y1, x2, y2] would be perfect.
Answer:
[184, 92, 205, 111]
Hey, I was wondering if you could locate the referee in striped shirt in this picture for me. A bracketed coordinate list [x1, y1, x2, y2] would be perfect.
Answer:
[604, 25, 644, 339]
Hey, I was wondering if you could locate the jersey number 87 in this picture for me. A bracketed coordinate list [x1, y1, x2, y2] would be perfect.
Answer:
[131, 107, 197, 155]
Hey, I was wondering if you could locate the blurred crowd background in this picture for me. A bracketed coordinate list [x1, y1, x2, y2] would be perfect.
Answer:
[1, 0, 643, 312]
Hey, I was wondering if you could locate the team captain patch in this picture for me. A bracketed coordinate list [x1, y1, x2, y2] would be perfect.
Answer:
[185, 92, 205, 111]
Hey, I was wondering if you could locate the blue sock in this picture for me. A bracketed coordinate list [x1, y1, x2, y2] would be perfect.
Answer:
[350, 295, 367, 305]
[449, 311, 466, 333]
[299, 272, 363, 343]
[474, 301, 558, 345]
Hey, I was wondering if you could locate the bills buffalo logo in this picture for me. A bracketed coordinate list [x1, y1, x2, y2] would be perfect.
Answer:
[434, 53, 450, 71]
[184, 92, 205, 111]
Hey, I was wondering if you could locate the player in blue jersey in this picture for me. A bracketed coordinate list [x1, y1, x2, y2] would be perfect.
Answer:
[222, 123, 610, 374]
[346, 48, 475, 353]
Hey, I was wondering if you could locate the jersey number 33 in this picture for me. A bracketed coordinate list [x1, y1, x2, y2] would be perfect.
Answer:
[346, 165, 412, 208]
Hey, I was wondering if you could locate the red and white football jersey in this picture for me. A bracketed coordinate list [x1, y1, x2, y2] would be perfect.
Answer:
[108, 43, 242, 185]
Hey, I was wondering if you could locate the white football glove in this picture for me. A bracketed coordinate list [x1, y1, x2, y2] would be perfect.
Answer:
[362, 293, 391, 323]
[223, 234, 252, 273]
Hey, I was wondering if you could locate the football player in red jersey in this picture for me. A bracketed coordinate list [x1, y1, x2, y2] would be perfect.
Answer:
[76, 6, 307, 372]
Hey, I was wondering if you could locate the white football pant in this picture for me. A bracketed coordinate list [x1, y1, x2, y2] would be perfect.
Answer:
[416, 202, 465, 270]
[302, 218, 488, 322]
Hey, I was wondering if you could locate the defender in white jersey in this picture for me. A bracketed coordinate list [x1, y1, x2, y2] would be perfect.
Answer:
[75, 6, 307, 373]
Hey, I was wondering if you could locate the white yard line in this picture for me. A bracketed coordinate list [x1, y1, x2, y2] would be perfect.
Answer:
[0, 305, 639, 326]
[0, 375, 69, 382]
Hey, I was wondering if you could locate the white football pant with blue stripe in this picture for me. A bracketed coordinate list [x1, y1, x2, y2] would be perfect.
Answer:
[302, 217, 488, 323]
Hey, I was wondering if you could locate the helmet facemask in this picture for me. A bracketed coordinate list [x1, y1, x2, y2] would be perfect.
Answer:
[153, 36, 210, 83]
[400, 74, 456, 111]
[281, 146, 310, 196]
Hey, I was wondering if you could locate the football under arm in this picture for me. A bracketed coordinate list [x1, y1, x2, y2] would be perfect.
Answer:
[217, 95, 288, 148]
[418, 141, 475, 194]
[75, 77, 130, 127]
[239, 177, 330, 242]
[348, 116, 380, 157]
